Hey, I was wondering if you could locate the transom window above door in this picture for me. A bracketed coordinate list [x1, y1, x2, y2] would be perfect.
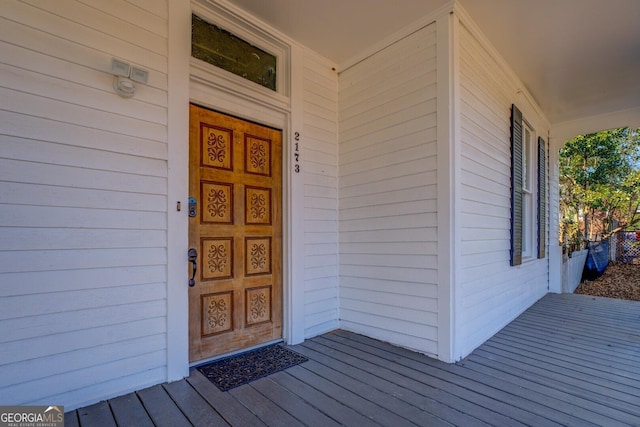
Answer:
[192, 14, 277, 91]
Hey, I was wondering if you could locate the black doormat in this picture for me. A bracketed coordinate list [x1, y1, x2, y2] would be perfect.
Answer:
[197, 344, 308, 391]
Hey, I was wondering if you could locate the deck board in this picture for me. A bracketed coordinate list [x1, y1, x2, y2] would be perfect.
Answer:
[186, 369, 268, 427]
[66, 293, 640, 426]
[163, 379, 229, 426]
[484, 337, 640, 394]
[294, 357, 447, 426]
[471, 347, 640, 410]
[286, 363, 416, 426]
[76, 401, 117, 427]
[108, 393, 155, 427]
[297, 339, 488, 427]
[502, 314, 640, 359]
[249, 376, 342, 427]
[64, 408, 80, 427]
[228, 383, 302, 427]
[267, 370, 377, 426]
[489, 333, 639, 381]
[458, 357, 637, 426]
[491, 332, 640, 383]
[136, 384, 192, 427]
[504, 320, 640, 360]
[306, 335, 525, 427]
[325, 331, 569, 427]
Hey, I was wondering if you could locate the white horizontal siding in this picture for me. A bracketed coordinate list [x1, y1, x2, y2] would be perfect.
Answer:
[338, 23, 439, 356]
[457, 22, 549, 358]
[0, 0, 168, 410]
[302, 51, 340, 338]
[0, 266, 167, 297]
[1, 111, 167, 159]
[5, 1, 167, 73]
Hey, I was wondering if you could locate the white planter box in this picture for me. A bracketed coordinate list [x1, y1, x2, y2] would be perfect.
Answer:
[562, 249, 588, 293]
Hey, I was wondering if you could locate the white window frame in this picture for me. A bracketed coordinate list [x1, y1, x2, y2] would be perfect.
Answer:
[191, 1, 292, 109]
[521, 121, 536, 260]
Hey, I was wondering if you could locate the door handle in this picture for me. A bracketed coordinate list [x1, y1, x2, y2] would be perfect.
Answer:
[188, 248, 198, 287]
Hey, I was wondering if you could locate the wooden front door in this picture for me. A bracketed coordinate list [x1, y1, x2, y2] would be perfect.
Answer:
[189, 104, 282, 362]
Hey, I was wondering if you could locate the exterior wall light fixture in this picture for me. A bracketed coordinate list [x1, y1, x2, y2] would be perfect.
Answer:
[111, 58, 149, 98]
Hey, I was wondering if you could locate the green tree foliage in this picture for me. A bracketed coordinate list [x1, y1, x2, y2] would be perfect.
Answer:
[559, 127, 640, 252]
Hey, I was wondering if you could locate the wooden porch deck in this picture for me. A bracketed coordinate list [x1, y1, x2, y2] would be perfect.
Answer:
[66, 293, 640, 426]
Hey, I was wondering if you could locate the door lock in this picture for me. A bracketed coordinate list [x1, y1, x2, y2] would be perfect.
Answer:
[188, 248, 198, 287]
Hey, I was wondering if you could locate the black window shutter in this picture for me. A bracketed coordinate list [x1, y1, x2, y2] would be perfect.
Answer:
[510, 104, 523, 266]
[537, 137, 547, 259]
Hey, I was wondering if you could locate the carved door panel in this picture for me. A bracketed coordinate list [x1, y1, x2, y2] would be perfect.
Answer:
[189, 104, 282, 362]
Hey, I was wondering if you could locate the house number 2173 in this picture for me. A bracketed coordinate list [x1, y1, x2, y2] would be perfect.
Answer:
[294, 132, 301, 173]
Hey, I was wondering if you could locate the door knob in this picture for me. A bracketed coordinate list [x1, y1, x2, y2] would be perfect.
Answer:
[188, 248, 197, 287]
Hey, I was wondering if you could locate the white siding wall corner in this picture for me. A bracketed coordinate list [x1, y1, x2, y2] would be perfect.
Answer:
[338, 23, 440, 357]
[0, 0, 169, 410]
[457, 21, 550, 358]
[435, 11, 460, 363]
[302, 52, 340, 338]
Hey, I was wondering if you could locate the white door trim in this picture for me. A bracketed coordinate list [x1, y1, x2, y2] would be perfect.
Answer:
[168, 0, 306, 381]
[167, 0, 191, 383]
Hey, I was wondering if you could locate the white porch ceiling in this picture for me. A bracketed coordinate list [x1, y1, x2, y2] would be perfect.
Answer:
[225, 0, 640, 127]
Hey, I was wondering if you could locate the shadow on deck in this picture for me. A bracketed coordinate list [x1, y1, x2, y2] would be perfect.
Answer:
[66, 293, 640, 426]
